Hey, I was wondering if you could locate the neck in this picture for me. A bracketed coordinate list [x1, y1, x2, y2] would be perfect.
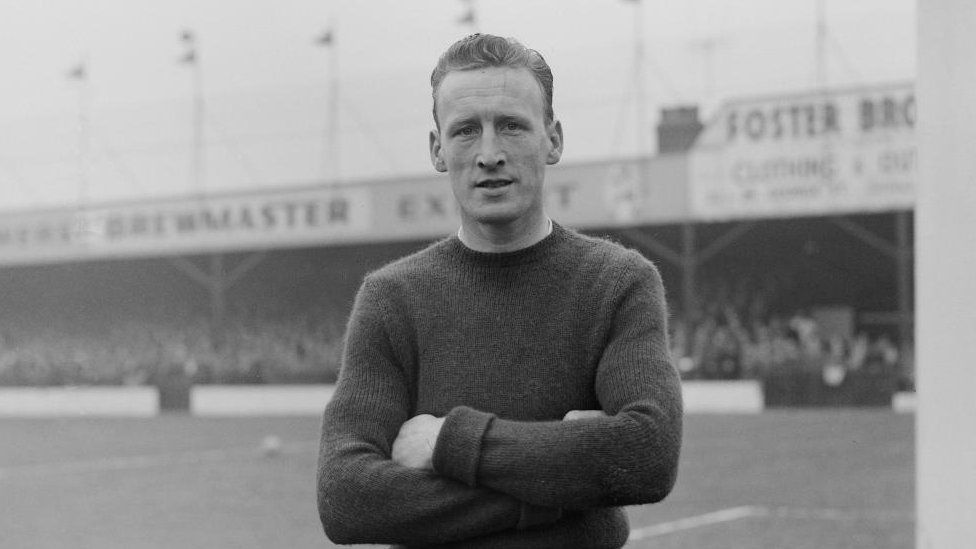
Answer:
[458, 215, 553, 253]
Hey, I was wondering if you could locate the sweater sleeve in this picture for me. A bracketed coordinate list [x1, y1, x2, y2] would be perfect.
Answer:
[317, 276, 533, 545]
[430, 256, 683, 509]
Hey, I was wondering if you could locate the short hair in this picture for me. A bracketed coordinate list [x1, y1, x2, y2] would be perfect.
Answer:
[430, 33, 554, 128]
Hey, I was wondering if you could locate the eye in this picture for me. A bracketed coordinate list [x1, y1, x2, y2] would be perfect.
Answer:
[502, 121, 521, 132]
[456, 126, 478, 137]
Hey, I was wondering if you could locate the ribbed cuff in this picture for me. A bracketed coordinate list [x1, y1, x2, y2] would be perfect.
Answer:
[517, 502, 563, 530]
[432, 406, 493, 486]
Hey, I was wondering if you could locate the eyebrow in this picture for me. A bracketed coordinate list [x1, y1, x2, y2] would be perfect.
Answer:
[445, 116, 479, 134]
[499, 114, 533, 126]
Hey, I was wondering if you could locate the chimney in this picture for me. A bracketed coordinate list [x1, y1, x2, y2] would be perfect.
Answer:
[656, 106, 703, 154]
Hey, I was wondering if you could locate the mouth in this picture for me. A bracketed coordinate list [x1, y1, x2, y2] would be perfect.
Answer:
[475, 179, 514, 190]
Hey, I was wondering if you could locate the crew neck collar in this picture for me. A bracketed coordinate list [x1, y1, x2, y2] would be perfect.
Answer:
[447, 221, 567, 267]
[457, 217, 553, 253]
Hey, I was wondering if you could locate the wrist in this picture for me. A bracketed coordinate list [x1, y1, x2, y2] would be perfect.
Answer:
[432, 406, 494, 486]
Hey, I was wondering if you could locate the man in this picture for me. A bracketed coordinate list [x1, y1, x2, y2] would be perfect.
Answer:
[317, 34, 682, 548]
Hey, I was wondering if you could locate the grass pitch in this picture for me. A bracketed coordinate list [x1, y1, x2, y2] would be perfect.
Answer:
[0, 410, 912, 548]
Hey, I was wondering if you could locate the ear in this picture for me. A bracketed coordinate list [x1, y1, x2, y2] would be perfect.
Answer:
[429, 129, 447, 172]
[545, 120, 564, 165]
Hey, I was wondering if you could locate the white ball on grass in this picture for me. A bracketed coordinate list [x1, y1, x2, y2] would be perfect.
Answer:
[261, 435, 283, 457]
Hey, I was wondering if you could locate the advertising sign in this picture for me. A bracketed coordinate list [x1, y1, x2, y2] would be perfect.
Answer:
[0, 188, 371, 265]
[0, 155, 689, 266]
[689, 82, 915, 220]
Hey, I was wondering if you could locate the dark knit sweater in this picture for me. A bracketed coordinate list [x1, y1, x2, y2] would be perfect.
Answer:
[317, 223, 683, 548]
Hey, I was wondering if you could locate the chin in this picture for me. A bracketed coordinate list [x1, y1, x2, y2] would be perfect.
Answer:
[467, 206, 528, 226]
[470, 214, 520, 227]
[464, 197, 545, 224]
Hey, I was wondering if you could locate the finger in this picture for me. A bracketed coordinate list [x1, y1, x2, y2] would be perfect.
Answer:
[563, 409, 607, 420]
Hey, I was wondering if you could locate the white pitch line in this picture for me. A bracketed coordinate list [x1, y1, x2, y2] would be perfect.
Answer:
[627, 505, 765, 541]
[628, 504, 914, 543]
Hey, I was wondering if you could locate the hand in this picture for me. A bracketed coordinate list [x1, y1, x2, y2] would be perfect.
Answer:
[392, 414, 445, 470]
[562, 409, 608, 421]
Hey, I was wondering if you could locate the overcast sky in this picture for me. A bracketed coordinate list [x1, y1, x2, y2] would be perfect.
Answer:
[0, 0, 915, 211]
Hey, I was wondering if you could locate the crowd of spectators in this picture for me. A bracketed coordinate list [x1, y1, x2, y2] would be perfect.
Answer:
[670, 308, 906, 381]
[669, 274, 913, 390]
[0, 309, 346, 387]
[0, 273, 912, 389]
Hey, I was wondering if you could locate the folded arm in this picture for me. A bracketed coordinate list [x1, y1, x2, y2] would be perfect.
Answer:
[317, 278, 556, 545]
[430, 259, 683, 509]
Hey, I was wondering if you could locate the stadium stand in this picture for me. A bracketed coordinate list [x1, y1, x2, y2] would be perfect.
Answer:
[0, 83, 916, 411]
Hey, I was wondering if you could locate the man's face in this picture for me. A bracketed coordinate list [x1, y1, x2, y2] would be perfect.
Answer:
[430, 67, 563, 229]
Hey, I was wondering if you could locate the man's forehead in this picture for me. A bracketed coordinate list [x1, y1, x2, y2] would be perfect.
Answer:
[435, 67, 545, 113]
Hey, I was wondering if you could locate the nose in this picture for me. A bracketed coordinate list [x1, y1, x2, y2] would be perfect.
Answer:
[476, 130, 505, 170]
